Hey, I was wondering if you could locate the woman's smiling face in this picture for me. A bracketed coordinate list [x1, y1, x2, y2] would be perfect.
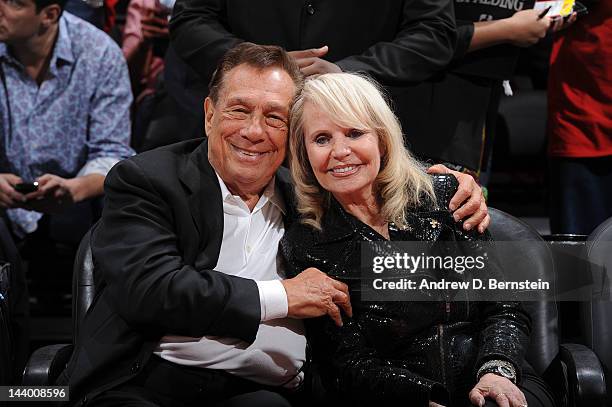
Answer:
[302, 101, 382, 201]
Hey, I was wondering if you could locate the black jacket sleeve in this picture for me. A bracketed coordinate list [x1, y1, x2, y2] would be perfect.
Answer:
[438, 177, 532, 383]
[169, 0, 242, 85]
[92, 158, 261, 343]
[454, 20, 475, 60]
[335, 0, 457, 84]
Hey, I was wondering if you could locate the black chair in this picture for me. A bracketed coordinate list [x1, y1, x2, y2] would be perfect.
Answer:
[580, 216, 612, 399]
[0, 261, 12, 385]
[22, 228, 94, 385]
[488, 208, 607, 407]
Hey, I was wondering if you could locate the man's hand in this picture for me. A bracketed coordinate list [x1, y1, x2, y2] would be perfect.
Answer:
[21, 174, 77, 213]
[282, 267, 353, 326]
[288, 46, 342, 77]
[0, 173, 26, 208]
[469, 373, 527, 407]
[427, 164, 489, 233]
[141, 7, 170, 41]
[506, 9, 551, 47]
[21, 173, 104, 213]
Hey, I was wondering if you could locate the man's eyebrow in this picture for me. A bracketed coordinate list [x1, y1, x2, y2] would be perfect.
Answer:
[225, 98, 288, 114]
[264, 101, 290, 114]
[225, 97, 252, 107]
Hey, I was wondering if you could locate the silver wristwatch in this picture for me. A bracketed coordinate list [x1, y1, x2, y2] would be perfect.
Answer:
[476, 359, 517, 383]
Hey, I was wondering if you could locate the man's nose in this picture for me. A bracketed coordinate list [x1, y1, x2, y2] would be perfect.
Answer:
[242, 114, 265, 141]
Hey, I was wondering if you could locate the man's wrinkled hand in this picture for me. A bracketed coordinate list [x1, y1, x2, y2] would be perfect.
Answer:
[282, 267, 352, 326]
[427, 164, 490, 233]
[288, 46, 342, 76]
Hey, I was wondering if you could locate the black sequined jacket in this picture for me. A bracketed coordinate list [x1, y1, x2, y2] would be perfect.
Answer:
[280, 175, 531, 406]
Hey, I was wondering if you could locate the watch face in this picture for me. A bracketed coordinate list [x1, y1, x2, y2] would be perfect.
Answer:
[499, 365, 514, 378]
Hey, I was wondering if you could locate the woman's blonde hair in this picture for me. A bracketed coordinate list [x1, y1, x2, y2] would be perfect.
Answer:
[289, 72, 436, 230]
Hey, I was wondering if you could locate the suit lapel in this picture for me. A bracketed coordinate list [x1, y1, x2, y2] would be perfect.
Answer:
[178, 139, 223, 265]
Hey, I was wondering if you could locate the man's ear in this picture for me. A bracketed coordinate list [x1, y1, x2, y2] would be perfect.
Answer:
[40, 4, 61, 27]
[204, 97, 215, 136]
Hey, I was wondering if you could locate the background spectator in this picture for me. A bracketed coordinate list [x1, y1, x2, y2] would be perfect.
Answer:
[547, 0, 612, 235]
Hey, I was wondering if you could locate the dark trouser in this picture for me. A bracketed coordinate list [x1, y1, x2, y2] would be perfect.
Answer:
[549, 156, 612, 235]
[87, 355, 295, 407]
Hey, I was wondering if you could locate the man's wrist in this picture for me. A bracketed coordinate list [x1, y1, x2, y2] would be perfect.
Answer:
[256, 280, 288, 321]
[71, 174, 105, 202]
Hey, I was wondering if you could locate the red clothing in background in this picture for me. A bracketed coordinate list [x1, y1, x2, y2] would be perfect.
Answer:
[547, 1, 612, 158]
[122, 0, 165, 103]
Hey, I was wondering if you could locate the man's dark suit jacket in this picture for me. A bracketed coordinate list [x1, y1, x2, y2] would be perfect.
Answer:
[58, 139, 297, 405]
[166, 0, 457, 158]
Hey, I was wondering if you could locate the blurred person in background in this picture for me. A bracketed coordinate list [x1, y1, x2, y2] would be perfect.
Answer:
[410, 0, 575, 186]
[547, 0, 611, 235]
[122, 0, 173, 150]
[163, 0, 456, 153]
[0, 0, 133, 364]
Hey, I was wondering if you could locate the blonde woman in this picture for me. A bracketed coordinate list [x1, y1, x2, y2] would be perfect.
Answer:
[281, 73, 553, 407]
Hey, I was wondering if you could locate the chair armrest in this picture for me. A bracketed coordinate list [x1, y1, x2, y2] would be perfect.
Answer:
[22, 344, 73, 386]
[559, 343, 607, 407]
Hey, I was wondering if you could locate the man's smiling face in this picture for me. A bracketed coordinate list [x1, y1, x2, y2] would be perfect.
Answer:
[205, 63, 295, 197]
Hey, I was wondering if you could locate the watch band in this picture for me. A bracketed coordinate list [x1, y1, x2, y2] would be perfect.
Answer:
[476, 359, 517, 383]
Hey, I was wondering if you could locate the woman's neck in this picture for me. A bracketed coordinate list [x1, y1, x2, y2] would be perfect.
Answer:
[335, 191, 389, 239]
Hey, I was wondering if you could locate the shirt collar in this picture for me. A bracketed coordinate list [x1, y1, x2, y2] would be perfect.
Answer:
[0, 14, 73, 67]
[52, 14, 74, 66]
[215, 173, 286, 215]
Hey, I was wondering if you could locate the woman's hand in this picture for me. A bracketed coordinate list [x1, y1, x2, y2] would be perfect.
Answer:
[469, 374, 527, 407]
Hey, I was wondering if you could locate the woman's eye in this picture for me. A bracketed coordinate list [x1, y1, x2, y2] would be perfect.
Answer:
[347, 129, 365, 139]
[314, 135, 330, 145]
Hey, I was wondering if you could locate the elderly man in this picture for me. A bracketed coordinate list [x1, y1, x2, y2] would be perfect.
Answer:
[60, 43, 488, 407]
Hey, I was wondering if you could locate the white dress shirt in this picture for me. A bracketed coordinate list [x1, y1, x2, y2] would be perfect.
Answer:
[154, 174, 306, 388]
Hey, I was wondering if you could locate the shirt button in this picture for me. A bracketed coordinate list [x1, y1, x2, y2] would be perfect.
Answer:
[306, 3, 315, 15]
[246, 245, 252, 253]
[131, 361, 140, 373]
